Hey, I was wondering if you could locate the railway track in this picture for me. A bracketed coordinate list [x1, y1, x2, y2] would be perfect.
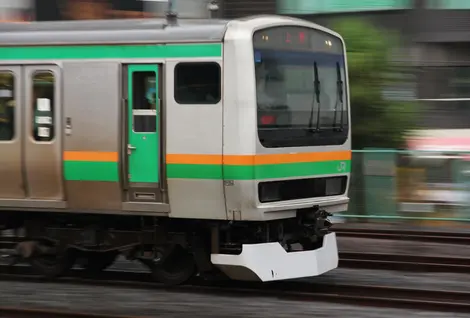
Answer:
[334, 227, 470, 245]
[1, 268, 470, 314]
[340, 252, 470, 273]
[3, 230, 470, 313]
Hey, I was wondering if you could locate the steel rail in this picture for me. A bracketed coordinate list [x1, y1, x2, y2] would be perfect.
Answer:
[339, 252, 470, 273]
[2, 232, 470, 313]
[334, 228, 470, 245]
[1, 277, 470, 314]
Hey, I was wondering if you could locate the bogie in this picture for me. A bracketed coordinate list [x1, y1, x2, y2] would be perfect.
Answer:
[20, 240, 76, 278]
[7, 213, 211, 284]
[140, 245, 197, 286]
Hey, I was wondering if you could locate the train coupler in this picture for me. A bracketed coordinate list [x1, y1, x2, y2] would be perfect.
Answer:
[298, 205, 333, 238]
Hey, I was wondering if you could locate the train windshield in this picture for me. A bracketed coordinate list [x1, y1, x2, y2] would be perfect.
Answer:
[253, 26, 349, 148]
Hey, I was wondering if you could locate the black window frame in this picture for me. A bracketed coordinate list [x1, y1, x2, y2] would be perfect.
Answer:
[0, 71, 15, 142]
[174, 62, 222, 105]
[32, 70, 56, 143]
[131, 70, 158, 133]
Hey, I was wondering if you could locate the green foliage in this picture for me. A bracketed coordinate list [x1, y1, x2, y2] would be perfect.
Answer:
[332, 18, 416, 149]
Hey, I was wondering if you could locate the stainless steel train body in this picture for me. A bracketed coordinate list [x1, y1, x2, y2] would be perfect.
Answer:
[0, 15, 351, 284]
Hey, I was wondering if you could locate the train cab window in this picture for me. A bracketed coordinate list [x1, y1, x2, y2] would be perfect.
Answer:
[174, 62, 221, 104]
[0, 72, 15, 141]
[32, 71, 55, 142]
[132, 71, 157, 133]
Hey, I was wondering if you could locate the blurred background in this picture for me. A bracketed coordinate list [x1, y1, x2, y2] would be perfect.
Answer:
[3, 0, 470, 225]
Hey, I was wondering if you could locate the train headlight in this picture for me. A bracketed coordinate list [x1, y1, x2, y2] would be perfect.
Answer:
[325, 177, 343, 196]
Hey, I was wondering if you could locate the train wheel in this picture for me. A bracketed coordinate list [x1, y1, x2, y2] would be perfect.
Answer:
[28, 241, 76, 278]
[79, 251, 118, 274]
[141, 245, 196, 286]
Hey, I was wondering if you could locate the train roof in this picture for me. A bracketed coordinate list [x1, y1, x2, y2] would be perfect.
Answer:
[0, 15, 336, 47]
[0, 17, 231, 46]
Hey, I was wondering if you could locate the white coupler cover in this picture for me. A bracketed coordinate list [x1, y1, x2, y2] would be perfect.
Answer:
[211, 232, 338, 281]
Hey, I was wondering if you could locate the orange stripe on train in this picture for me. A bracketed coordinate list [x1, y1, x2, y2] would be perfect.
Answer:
[64, 151, 351, 164]
[166, 154, 223, 165]
[63, 151, 119, 162]
[167, 151, 351, 165]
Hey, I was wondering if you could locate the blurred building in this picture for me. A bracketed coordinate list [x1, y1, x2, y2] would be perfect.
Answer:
[221, 0, 276, 19]
[32, 0, 214, 20]
[0, 0, 33, 21]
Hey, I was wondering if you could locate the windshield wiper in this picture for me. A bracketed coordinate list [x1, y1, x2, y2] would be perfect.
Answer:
[332, 62, 345, 131]
[307, 62, 321, 132]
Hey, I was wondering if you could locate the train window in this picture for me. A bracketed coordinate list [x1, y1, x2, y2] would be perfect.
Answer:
[0, 72, 15, 141]
[174, 62, 221, 104]
[132, 71, 157, 133]
[32, 71, 55, 142]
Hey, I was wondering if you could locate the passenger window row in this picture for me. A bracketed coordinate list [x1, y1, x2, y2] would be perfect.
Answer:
[0, 62, 222, 141]
[130, 62, 222, 133]
[0, 71, 55, 142]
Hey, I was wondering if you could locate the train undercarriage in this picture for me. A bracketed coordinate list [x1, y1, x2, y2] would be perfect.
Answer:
[1, 205, 333, 285]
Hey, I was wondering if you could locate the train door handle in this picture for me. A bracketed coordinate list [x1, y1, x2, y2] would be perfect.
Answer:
[127, 144, 137, 154]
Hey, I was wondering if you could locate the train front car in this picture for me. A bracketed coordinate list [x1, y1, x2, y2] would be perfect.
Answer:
[212, 16, 351, 281]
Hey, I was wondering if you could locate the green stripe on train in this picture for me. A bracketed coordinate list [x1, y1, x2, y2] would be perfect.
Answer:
[63, 160, 351, 181]
[0, 43, 222, 60]
[64, 161, 119, 182]
[167, 160, 351, 179]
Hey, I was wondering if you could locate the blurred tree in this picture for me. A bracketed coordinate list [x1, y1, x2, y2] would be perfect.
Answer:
[332, 18, 416, 149]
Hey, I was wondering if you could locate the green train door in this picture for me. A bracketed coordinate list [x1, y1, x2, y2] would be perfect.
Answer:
[126, 64, 161, 202]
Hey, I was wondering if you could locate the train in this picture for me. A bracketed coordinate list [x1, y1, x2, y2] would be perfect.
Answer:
[0, 14, 351, 285]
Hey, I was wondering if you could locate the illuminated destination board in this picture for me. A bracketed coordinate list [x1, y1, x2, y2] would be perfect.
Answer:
[253, 26, 344, 55]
